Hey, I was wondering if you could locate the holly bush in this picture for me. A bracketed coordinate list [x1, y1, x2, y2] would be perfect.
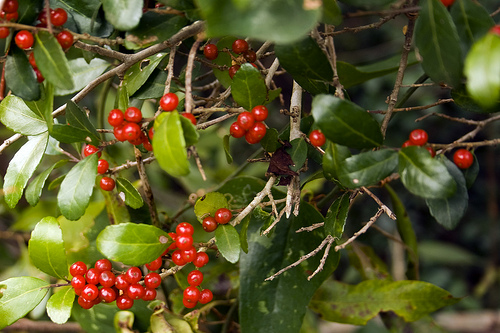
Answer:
[0, 0, 499, 332]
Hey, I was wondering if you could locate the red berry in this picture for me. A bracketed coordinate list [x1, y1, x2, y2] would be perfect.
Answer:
[83, 144, 101, 157]
[440, 0, 455, 7]
[183, 286, 201, 303]
[74, 287, 83, 296]
[0, 27, 10, 39]
[453, 149, 474, 169]
[122, 122, 141, 141]
[171, 250, 187, 266]
[56, 31, 73, 49]
[71, 275, 86, 289]
[146, 256, 163, 271]
[251, 105, 268, 121]
[2, 0, 18, 13]
[230, 122, 246, 138]
[28, 52, 37, 68]
[113, 124, 127, 142]
[490, 25, 500, 36]
[15, 30, 34, 49]
[193, 252, 209, 268]
[142, 288, 157, 301]
[143, 140, 153, 152]
[127, 283, 145, 300]
[199, 289, 213, 304]
[176, 235, 193, 250]
[116, 295, 134, 310]
[99, 270, 116, 288]
[50, 8, 68, 26]
[34, 68, 45, 83]
[237, 112, 255, 131]
[115, 274, 130, 290]
[232, 39, 249, 54]
[70, 261, 87, 277]
[38, 10, 47, 25]
[108, 109, 124, 127]
[183, 297, 197, 308]
[99, 287, 117, 303]
[82, 284, 99, 301]
[187, 270, 203, 286]
[0, 10, 17, 21]
[409, 129, 428, 146]
[402, 140, 415, 148]
[176, 222, 194, 236]
[309, 129, 326, 147]
[160, 92, 179, 111]
[100, 177, 115, 191]
[202, 216, 218, 232]
[144, 272, 162, 289]
[181, 246, 197, 263]
[203, 43, 218, 60]
[228, 65, 240, 79]
[97, 159, 109, 175]
[148, 127, 154, 141]
[246, 122, 267, 144]
[214, 208, 232, 224]
[165, 232, 178, 253]
[125, 267, 142, 284]
[426, 146, 436, 157]
[78, 295, 94, 309]
[124, 106, 142, 123]
[85, 268, 101, 285]
[243, 49, 257, 63]
[129, 131, 146, 146]
[181, 112, 197, 125]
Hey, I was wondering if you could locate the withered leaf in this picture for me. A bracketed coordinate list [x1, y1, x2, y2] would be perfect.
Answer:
[267, 142, 298, 185]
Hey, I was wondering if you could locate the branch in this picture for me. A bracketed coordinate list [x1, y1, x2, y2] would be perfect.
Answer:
[335, 208, 385, 251]
[134, 147, 160, 227]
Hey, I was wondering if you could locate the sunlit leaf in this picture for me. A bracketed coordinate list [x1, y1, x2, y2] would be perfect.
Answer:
[215, 224, 240, 263]
[101, 0, 142, 31]
[46, 286, 74, 324]
[0, 95, 48, 135]
[116, 177, 144, 209]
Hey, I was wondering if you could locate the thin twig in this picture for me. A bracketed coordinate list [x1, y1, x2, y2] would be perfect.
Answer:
[296, 222, 325, 233]
[361, 186, 396, 220]
[185, 39, 202, 114]
[308, 236, 335, 280]
[368, 98, 454, 114]
[134, 147, 159, 227]
[335, 208, 385, 251]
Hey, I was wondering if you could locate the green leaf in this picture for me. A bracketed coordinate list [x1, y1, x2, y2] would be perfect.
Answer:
[116, 177, 144, 209]
[275, 37, 333, 95]
[65, 101, 100, 143]
[179, 114, 199, 146]
[124, 53, 167, 96]
[414, 0, 462, 88]
[34, 31, 74, 90]
[231, 63, 267, 110]
[223, 134, 233, 164]
[101, 0, 142, 31]
[464, 32, 500, 109]
[25, 83, 54, 133]
[312, 95, 383, 149]
[215, 224, 240, 264]
[0, 95, 48, 135]
[50, 124, 96, 144]
[322, 0, 342, 25]
[72, 303, 119, 333]
[398, 146, 456, 199]
[418, 241, 482, 266]
[452, 0, 495, 50]
[5, 46, 40, 101]
[196, 0, 320, 44]
[26, 160, 68, 207]
[3, 133, 48, 208]
[194, 192, 228, 223]
[132, 70, 169, 99]
[213, 37, 235, 89]
[153, 111, 189, 177]
[425, 157, 468, 229]
[217, 176, 271, 208]
[28, 216, 69, 279]
[338, 149, 398, 188]
[260, 127, 280, 153]
[288, 138, 307, 172]
[96, 223, 170, 266]
[239, 202, 339, 333]
[57, 154, 98, 220]
[323, 143, 351, 183]
[463, 151, 479, 188]
[54, 58, 110, 96]
[46, 286, 74, 324]
[0, 277, 49, 330]
[310, 280, 459, 325]
[240, 215, 251, 253]
[115, 85, 129, 111]
[451, 86, 490, 113]
[324, 193, 349, 239]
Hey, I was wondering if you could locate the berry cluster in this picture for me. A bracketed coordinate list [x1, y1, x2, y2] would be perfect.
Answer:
[309, 129, 326, 147]
[70, 259, 161, 310]
[108, 107, 153, 151]
[203, 39, 257, 79]
[402, 129, 435, 157]
[230, 105, 268, 144]
[0, 0, 18, 38]
[202, 208, 232, 232]
[82, 144, 114, 191]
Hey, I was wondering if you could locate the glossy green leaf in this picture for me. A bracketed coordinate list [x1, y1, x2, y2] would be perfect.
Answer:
[325, 193, 349, 239]
[322, 0, 342, 25]
[115, 85, 129, 112]
[213, 36, 236, 89]
[0, 277, 49, 330]
[46, 286, 74, 324]
[101, 0, 142, 31]
[116, 177, 144, 209]
[223, 134, 233, 164]
[0, 95, 48, 135]
[414, 0, 462, 88]
[3, 133, 48, 208]
[33, 31, 74, 90]
[179, 114, 199, 146]
[25, 83, 54, 133]
[465, 32, 500, 109]
[425, 158, 468, 229]
[96, 223, 170, 266]
[217, 176, 271, 208]
[57, 154, 98, 220]
[28, 216, 69, 279]
[288, 138, 307, 172]
[194, 192, 228, 223]
[55, 58, 109, 96]
[310, 280, 459, 325]
[26, 160, 68, 207]
[153, 111, 189, 177]
[239, 202, 339, 333]
[323, 143, 351, 183]
[215, 224, 240, 264]
[275, 37, 333, 95]
[312, 95, 383, 149]
[399, 146, 456, 199]
[240, 214, 251, 253]
[338, 149, 398, 188]
[66, 101, 100, 143]
[5, 47, 40, 101]
[132, 70, 169, 99]
[124, 53, 167, 96]
[196, 0, 320, 44]
[260, 127, 280, 153]
[50, 124, 96, 144]
[72, 303, 119, 333]
[231, 64, 267, 110]
[451, 0, 494, 50]
[463, 151, 479, 188]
